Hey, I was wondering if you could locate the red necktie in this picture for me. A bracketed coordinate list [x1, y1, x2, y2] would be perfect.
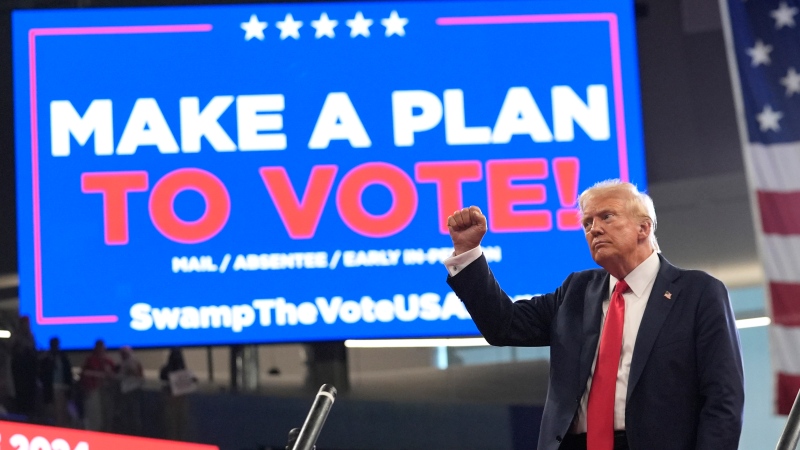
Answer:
[587, 279, 629, 450]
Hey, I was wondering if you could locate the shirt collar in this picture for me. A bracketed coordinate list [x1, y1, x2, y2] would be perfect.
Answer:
[609, 251, 661, 298]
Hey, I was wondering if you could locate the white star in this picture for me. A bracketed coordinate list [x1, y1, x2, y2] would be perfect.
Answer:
[756, 105, 783, 132]
[311, 12, 338, 39]
[772, 2, 798, 29]
[346, 11, 373, 38]
[781, 67, 800, 96]
[241, 14, 267, 41]
[746, 39, 773, 66]
[381, 11, 408, 37]
[276, 13, 303, 40]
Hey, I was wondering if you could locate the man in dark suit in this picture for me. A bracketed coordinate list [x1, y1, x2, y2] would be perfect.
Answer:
[39, 337, 74, 427]
[445, 180, 744, 450]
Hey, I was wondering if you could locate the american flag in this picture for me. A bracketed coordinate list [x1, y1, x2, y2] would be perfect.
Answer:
[722, 0, 800, 414]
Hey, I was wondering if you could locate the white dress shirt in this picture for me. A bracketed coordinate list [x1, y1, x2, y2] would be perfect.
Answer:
[443, 245, 483, 277]
[443, 247, 661, 432]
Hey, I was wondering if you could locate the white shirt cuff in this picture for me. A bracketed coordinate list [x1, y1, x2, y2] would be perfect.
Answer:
[443, 246, 482, 277]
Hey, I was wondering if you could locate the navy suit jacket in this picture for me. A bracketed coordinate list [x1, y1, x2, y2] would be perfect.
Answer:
[447, 253, 744, 450]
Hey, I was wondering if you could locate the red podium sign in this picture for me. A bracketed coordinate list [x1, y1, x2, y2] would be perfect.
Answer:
[0, 420, 219, 450]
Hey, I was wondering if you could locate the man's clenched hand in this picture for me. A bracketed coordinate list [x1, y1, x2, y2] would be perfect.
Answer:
[447, 206, 487, 255]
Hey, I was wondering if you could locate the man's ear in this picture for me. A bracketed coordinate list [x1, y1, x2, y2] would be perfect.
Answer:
[638, 219, 652, 242]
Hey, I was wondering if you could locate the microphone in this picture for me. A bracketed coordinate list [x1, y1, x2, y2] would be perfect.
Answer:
[290, 384, 337, 450]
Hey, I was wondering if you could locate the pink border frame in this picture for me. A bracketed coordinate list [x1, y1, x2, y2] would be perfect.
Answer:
[436, 13, 630, 183]
[28, 15, 627, 325]
[27, 24, 213, 325]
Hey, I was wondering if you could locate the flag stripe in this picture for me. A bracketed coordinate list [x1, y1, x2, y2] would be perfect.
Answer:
[777, 372, 800, 415]
[770, 282, 800, 326]
[749, 141, 800, 191]
[770, 325, 800, 373]
[757, 191, 800, 234]
[762, 235, 800, 283]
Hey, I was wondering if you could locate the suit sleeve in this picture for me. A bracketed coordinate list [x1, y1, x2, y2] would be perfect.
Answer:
[694, 277, 745, 449]
[446, 254, 568, 347]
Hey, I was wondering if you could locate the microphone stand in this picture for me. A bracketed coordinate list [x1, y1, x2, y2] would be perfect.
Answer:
[286, 384, 337, 450]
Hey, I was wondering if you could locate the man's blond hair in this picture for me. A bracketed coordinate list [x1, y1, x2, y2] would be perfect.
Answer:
[578, 179, 660, 252]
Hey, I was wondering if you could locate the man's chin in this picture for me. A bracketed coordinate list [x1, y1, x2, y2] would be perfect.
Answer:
[591, 251, 612, 267]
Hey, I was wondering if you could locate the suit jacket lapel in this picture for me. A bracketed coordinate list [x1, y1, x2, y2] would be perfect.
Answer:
[626, 255, 681, 400]
[579, 274, 609, 391]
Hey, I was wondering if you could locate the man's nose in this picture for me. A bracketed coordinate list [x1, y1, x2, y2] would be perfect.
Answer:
[588, 220, 603, 235]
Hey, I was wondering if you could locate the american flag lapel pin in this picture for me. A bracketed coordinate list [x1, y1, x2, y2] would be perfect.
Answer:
[664, 291, 672, 300]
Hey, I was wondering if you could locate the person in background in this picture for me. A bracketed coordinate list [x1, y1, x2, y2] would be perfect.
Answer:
[116, 345, 144, 435]
[0, 329, 14, 415]
[11, 316, 38, 419]
[39, 337, 73, 427]
[160, 347, 195, 441]
[79, 339, 116, 431]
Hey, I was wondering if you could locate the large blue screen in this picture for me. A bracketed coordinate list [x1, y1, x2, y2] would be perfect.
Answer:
[12, 0, 645, 349]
